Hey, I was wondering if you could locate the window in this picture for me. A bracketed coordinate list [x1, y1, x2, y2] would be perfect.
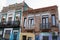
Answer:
[15, 11, 21, 21]
[0, 35, 2, 40]
[8, 17, 12, 21]
[42, 15, 49, 29]
[43, 36, 49, 40]
[28, 37, 32, 40]
[4, 30, 11, 40]
[22, 35, 26, 40]
[28, 17, 34, 27]
[42, 15, 48, 24]
[52, 36, 57, 40]
[35, 35, 39, 40]
[52, 14, 56, 25]
[3, 28, 13, 40]
[13, 32, 18, 40]
[0, 30, 2, 40]
[1, 14, 7, 22]
[8, 17, 12, 25]
[24, 17, 27, 27]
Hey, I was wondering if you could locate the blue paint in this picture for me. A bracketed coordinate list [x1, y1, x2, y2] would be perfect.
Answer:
[35, 35, 39, 40]
[17, 32, 20, 40]
[10, 32, 13, 40]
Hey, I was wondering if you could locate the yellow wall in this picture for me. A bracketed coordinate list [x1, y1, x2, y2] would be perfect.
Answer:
[20, 33, 35, 40]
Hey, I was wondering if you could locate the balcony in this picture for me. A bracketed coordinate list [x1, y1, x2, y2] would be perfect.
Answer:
[24, 24, 34, 29]
[40, 23, 51, 30]
[24, 25, 34, 32]
[0, 21, 20, 28]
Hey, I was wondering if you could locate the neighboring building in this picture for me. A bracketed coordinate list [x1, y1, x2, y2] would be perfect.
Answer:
[20, 33, 35, 40]
[0, 2, 32, 40]
[22, 5, 59, 40]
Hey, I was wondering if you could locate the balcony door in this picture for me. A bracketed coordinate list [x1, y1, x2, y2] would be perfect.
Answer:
[3, 28, 13, 40]
[43, 36, 49, 40]
[13, 30, 19, 40]
[22, 35, 33, 40]
[39, 32, 52, 40]
[42, 15, 49, 29]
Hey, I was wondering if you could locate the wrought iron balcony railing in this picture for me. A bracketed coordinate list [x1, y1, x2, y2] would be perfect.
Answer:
[0, 21, 20, 28]
[40, 23, 59, 30]
[24, 24, 34, 29]
[40, 23, 51, 30]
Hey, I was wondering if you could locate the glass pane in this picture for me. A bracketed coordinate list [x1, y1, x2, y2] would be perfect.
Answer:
[13, 32, 18, 40]
[31, 19, 34, 26]
[28, 20, 31, 27]
[52, 16, 55, 25]
[43, 36, 49, 40]
[52, 36, 57, 40]
[43, 19, 45, 24]
[46, 18, 48, 23]
[4, 30, 11, 40]
[23, 35, 26, 40]
[0, 30, 2, 40]
[28, 37, 32, 40]
[8, 17, 12, 21]
[15, 11, 21, 21]
[46, 18, 48, 28]
[35, 35, 39, 40]
[24, 18, 27, 27]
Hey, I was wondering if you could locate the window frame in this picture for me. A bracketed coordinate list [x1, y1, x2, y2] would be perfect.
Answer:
[15, 11, 21, 21]
[24, 17, 27, 27]
[51, 14, 56, 26]
[3, 28, 13, 38]
[22, 35, 27, 40]
[28, 17, 34, 27]
[42, 15, 49, 29]
[28, 37, 32, 40]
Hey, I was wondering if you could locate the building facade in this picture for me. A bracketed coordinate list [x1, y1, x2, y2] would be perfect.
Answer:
[0, 2, 59, 40]
[0, 2, 32, 40]
[22, 5, 59, 40]
[20, 33, 35, 40]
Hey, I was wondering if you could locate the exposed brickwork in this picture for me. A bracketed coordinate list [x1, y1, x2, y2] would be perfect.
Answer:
[22, 5, 59, 34]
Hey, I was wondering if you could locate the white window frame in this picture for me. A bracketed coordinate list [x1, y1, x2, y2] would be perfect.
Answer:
[3, 28, 13, 38]
[28, 17, 34, 28]
[52, 15, 56, 25]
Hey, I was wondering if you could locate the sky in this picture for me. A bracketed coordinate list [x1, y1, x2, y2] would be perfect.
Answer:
[0, 0, 60, 20]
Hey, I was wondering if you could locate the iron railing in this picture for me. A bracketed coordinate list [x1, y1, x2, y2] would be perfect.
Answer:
[24, 24, 34, 29]
[40, 23, 59, 30]
[40, 23, 51, 29]
[0, 21, 20, 28]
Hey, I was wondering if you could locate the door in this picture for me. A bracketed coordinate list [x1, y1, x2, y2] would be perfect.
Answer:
[35, 35, 39, 40]
[13, 32, 18, 40]
[13, 30, 19, 40]
[43, 36, 49, 40]
[28, 37, 32, 40]
[22, 35, 27, 40]
[22, 35, 33, 40]
[3, 28, 13, 40]
[39, 33, 52, 40]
